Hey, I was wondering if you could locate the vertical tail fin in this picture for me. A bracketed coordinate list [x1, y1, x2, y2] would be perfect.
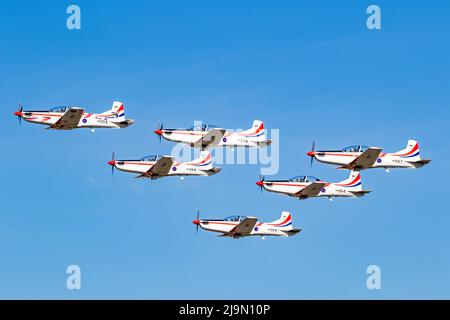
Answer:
[336, 170, 363, 191]
[392, 140, 421, 162]
[186, 151, 213, 170]
[241, 120, 266, 141]
[269, 211, 293, 230]
[101, 101, 126, 121]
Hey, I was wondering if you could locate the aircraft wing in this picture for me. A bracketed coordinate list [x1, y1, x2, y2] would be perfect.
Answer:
[230, 217, 258, 236]
[296, 182, 327, 197]
[195, 129, 226, 149]
[50, 107, 84, 130]
[147, 156, 174, 176]
[350, 148, 382, 168]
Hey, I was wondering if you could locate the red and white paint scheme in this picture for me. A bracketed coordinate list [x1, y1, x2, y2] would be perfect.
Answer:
[256, 171, 370, 200]
[192, 211, 301, 239]
[154, 120, 271, 149]
[307, 140, 431, 171]
[108, 151, 221, 180]
[13, 101, 134, 131]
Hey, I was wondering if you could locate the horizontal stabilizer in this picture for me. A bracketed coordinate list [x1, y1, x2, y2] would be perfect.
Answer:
[257, 139, 272, 147]
[351, 190, 371, 197]
[287, 228, 302, 235]
[410, 159, 431, 168]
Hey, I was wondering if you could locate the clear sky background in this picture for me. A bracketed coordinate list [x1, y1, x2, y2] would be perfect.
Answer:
[1, 0, 449, 299]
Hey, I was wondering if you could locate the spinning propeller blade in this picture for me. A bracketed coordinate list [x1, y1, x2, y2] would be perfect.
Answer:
[310, 141, 316, 167]
[194, 210, 200, 234]
[110, 151, 116, 176]
[155, 121, 163, 143]
[257, 174, 265, 193]
[15, 102, 23, 126]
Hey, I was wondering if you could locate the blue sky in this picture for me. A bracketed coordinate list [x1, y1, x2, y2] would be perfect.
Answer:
[1, 0, 449, 299]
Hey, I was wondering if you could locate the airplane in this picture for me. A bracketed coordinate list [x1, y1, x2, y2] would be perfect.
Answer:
[107, 151, 221, 179]
[153, 120, 271, 149]
[306, 140, 431, 171]
[13, 101, 134, 131]
[192, 210, 301, 239]
[256, 170, 370, 200]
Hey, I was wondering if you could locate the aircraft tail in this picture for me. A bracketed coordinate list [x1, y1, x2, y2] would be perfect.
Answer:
[186, 151, 213, 170]
[100, 101, 126, 122]
[269, 211, 294, 231]
[391, 139, 422, 162]
[336, 170, 363, 192]
[240, 120, 266, 142]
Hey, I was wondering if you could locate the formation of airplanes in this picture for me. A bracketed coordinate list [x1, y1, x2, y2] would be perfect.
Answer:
[14, 102, 432, 240]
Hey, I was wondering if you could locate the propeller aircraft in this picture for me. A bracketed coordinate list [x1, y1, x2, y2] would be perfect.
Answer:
[13, 101, 134, 131]
[154, 120, 271, 149]
[256, 170, 369, 200]
[192, 211, 301, 239]
[108, 151, 221, 179]
[307, 140, 431, 171]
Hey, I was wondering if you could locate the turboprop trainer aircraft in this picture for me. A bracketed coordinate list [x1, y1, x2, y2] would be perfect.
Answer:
[306, 140, 431, 171]
[154, 120, 271, 149]
[13, 101, 134, 131]
[192, 211, 301, 239]
[256, 171, 370, 200]
[107, 151, 221, 179]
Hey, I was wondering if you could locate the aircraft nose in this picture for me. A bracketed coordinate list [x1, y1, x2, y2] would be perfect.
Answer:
[256, 181, 264, 187]
[154, 129, 163, 135]
[107, 160, 115, 166]
[14, 111, 22, 117]
[192, 219, 200, 225]
[307, 151, 315, 157]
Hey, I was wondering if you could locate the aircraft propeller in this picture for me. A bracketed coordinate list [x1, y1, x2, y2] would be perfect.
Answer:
[15, 102, 23, 126]
[257, 174, 265, 193]
[309, 141, 316, 167]
[193, 210, 200, 234]
[108, 151, 116, 176]
[154, 121, 163, 143]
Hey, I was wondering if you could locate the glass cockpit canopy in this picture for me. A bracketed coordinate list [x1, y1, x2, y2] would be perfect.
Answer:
[187, 124, 219, 131]
[341, 145, 370, 153]
[49, 106, 68, 113]
[289, 175, 321, 183]
[223, 215, 247, 222]
[140, 155, 163, 162]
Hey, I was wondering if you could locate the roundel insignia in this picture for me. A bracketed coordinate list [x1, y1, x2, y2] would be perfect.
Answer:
[254, 227, 259, 231]
[222, 137, 227, 143]
[172, 167, 177, 171]
[82, 118, 87, 123]
[377, 158, 382, 163]
[321, 188, 326, 193]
